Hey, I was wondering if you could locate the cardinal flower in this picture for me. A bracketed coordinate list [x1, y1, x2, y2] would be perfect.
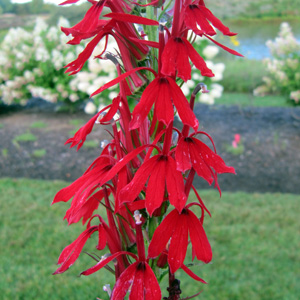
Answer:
[175, 132, 235, 192]
[183, 1, 237, 37]
[130, 75, 199, 131]
[161, 36, 214, 81]
[119, 152, 187, 216]
[148, 204, 212, 274]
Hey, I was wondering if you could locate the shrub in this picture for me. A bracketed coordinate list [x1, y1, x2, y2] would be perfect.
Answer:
[254, 22, 300, 104]
[0, 17, 116, 109]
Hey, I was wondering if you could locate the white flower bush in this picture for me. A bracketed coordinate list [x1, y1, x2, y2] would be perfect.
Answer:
[0, 17, 117, 109]
[254, 22, 300, 104]
[0, 19, 224, 111]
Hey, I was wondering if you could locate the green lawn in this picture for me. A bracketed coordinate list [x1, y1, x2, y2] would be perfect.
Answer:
[0, 178, 299, 300]
[216, 92, 289, 107]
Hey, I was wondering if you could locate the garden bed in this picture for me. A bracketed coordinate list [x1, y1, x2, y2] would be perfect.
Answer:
[1, 103, 300, 194]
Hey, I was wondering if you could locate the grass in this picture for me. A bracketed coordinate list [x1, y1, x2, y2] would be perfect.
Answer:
[0, 178, 299, 300]
[83, 140, 99, 148]
[215, 92, 290, 107]
[32, 149, 47, 158]
[219, 59, 267, 93]
[0, 123, 4, 129]
[13, 131, 37, 143]
[30, 121, 47, 129]
[69, 119, 85, 127]
[2, 148, 8, 157]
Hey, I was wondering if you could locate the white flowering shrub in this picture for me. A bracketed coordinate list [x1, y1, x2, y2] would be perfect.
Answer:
[0, 17, 116, 110]
[182, 37, 225, 105]
[254, 22, 300, 104]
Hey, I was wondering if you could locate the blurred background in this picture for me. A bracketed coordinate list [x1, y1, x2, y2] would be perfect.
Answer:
[0, 0, 299, 299]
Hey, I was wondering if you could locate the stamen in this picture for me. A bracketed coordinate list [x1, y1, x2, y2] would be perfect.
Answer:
[134, 210, 142, 225]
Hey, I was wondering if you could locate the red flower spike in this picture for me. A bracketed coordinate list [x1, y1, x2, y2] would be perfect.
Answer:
[161, 37, 214, 81]
[130, 76, 199, 131]
[184, 2, 237, 37]
[148, 207, 212, 273]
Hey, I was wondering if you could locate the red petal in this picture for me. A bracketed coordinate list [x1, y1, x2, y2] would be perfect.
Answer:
[187, 209, 212, 263]
[146, 158, 167, 216]
[204, 34, 243, 57]
[144, 263, 162, 300]
[188, 141, 214, 184]
[65, 33, 103, 75]
[183, 38, 214, 77]
[165, 156, 187, 212]
[54, 226, 98, 274]
[168, 78, 199, 131]
[105, 12, 159, 26]
[148, 210, 179, 258]
[200, 6, 237, 36]
[193, 138, 236, 174]
[193, 7, 216, 35]
[181, 264, 207, 284]
[168, 213, 189, 273]
[161, 38, 176, 77]
[119, 156, 157, 204]
[81, 251, 138, 276]
[100, 96, 121, 123]
[111, 262, 137, 299]
[91, 67, 156, 97]
[175, 137, 192, 172]
[129, 263, 144, 300]
[154, 78, 174, 127]
[65, 111, 101, 150]
[130, 78, 159, 130]
[96, 224, 107, 250]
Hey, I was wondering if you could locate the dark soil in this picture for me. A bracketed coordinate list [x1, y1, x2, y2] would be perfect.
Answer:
[1, 102, 300, 194]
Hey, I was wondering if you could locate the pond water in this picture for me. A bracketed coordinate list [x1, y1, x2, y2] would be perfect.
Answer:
[216, 18, 300, 60]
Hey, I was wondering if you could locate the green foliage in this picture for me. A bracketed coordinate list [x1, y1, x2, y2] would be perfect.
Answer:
[220, 59, 267, 93]
[0, 178, 298, 299]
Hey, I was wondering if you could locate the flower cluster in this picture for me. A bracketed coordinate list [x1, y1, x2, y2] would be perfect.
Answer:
[254, 22, 300, 104]
[52, 1, 241, 299]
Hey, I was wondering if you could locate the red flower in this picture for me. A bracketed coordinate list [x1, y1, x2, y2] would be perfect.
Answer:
[161, 37, 214, 81]
[130, 75, 199, 131]
[183, 1, 237, 37]
[175, 132, 235, 191]
[148, 205, 212, 274]
[119, 152, 187, 216]
[111, 261, 161, 300]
